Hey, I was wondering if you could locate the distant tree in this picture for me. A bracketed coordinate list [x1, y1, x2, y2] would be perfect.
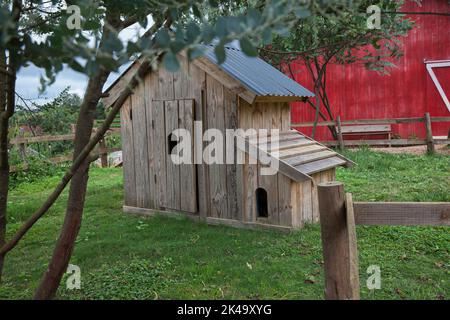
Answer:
[259, 0, 414, 138]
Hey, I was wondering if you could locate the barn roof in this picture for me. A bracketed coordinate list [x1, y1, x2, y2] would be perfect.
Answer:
[201, 43, 314, 99]
[237, 130, 354, 182]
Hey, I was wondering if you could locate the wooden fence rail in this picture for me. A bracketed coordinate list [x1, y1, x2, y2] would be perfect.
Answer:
[317, 181, 450, 300]
[9, 129, 121, 173]
[291, 114, 450, 153]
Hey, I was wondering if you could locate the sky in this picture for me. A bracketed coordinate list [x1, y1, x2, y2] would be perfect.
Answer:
[16, 17, 152, 106]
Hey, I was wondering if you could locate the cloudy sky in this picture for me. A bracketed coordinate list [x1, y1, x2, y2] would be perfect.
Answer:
[16, 17, 151, 105]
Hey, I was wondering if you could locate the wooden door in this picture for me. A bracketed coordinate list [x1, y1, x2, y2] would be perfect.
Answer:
[163, 99, 197, 213]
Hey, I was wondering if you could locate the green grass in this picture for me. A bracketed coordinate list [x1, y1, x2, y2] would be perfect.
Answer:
[0, 149, 449, 299]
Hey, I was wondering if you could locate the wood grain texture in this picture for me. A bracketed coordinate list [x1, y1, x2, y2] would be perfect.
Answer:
[120, 97, 136, 206]
[354, 202, 450, 226]
[345, 193, 360, 300]
[144, 72, 157, 208]
[188, 60, 208, 218]
[131, 80, 151, 208]
[164, 100, 181, 211]
[152, 100, 167, 208]
[206, 75, 228, 218]
[224, 89, 240, 220]
[278, 173, 292, 227]
[318, 181, 358, 300]
[179, 99, 197, 213]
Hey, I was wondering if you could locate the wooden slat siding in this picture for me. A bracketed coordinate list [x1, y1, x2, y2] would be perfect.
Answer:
[224, 89, 240, 220]
[164, 100, 181, 211]
[188, 60, 208, 217]
[244, 153, 257, 222]
[158, 66, 175, 100]
[290, 181, 302, 228]
[284, 150, 336, 167]
[302, 179, 313, 223]
[179, 99, 197, 213]
[278, 173, 292, 227]
[173, 55, 190, 99]
[120, 97, 137, 206]
[280, 102, 291, 131]
[206, 75, 228, 218]
[354, 202, 450, 226]
[131, 80, 151, 208]
[310, 173, 320, 222]
[152, 100, 167, 208]
[144, 72, 157, 208]
[295, 157, 347, 175]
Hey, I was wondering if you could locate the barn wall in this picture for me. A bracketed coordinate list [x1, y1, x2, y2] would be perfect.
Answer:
[290, 1, 450, 140]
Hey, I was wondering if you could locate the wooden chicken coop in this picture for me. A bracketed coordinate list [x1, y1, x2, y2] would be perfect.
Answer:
[102, 42, 353, 231]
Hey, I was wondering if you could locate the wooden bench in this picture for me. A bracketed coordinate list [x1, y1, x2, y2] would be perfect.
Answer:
[340, 124, 392, 140]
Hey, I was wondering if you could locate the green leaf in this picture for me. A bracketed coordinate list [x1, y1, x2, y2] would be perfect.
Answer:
[214, 44, 226, 64]
[239, 37, 258, 57]
[163, 52, 180, 72]
[187, 46, 205, 61]
[155, 29, 170, 48]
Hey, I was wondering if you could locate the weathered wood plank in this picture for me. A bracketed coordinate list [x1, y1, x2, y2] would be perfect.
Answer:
[318, 182, 359, 300]
[243, 153, 257, 222]
[132, 80, 151, 208]
[224, 89, 239, 220]
[188, 60, 208, 217]
[164, 100, 181, 211]
[290, 181, 303, 228]
[144, 72, 157, 208]
[120, 97, 137, 206]
[152, 100, 167, 208]
[277, 144, 326, 159]
[354, 202, 450, 226]
[278, 173, 292, 227]
[302, 180, 313, 223]
[295, 157, 347, 175]
[206, 75, 228, 218]
[179, 99, 197, 213]
[283, 150, 336, 167]
[345, 193, 360, 300]
[341, 124, 391, 134]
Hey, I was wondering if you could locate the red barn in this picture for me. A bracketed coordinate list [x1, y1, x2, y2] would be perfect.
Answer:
[290, 0, 450, 140]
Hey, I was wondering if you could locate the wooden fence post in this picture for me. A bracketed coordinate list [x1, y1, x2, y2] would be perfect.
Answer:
[336, 116, 345, 151]
[317, 181, 360, 300]
[424, 112, 435, 154]
[99, 138, 108, 168]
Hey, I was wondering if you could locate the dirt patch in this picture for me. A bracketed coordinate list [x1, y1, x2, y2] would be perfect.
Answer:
[369, 144, 450, 156]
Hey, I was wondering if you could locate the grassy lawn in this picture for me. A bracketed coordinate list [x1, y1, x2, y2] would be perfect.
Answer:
[0, 149, 449, 300]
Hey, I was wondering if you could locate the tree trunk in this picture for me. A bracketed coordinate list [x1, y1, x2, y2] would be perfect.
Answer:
[33, 67, 110, 299]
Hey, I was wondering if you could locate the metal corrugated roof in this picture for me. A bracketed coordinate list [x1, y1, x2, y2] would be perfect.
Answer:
[201, 43, 314, 98]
